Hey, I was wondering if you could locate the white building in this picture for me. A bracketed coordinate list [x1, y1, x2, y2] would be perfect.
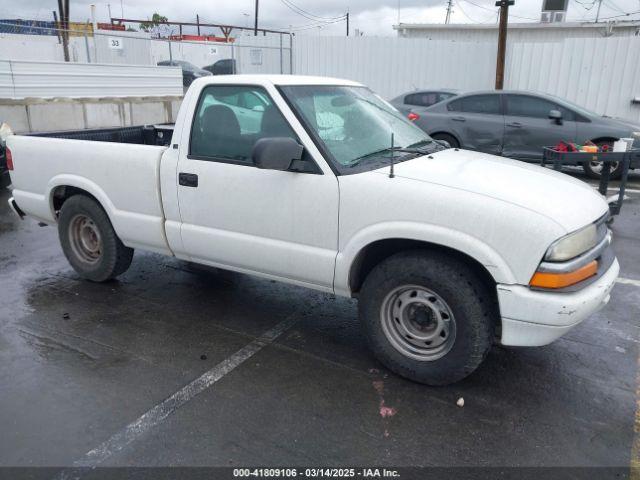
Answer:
[393, 21, 640, 43]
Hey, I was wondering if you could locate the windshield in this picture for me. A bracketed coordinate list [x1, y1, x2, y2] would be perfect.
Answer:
[280, 85, 434, 172]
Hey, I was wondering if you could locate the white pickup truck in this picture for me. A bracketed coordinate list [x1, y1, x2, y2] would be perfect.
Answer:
[6, 75, 619, 385]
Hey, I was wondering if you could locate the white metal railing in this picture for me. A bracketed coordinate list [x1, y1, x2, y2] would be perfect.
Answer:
[0, 60, 183, 98]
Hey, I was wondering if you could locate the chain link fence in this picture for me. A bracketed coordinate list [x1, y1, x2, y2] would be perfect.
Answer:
[0, 21, 293, 75]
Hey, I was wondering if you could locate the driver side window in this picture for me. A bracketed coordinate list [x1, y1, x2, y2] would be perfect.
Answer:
[190, 85, 297, 164]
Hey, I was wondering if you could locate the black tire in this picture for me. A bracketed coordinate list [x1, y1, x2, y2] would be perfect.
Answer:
[359, 250, 496, 386]
[431, 133, 460, 149]
[582, 140, 622, 180]
[58, 195, 133, 282]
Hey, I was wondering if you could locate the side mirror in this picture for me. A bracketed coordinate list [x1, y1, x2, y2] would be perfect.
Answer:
[252, 137, 304, 172]
[549, 109, 563, 124]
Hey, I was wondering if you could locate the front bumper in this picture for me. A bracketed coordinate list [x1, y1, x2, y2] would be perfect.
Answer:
[498, 258, 619, 346]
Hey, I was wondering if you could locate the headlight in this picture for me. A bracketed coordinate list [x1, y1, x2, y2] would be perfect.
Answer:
[544, 223, 598, 262]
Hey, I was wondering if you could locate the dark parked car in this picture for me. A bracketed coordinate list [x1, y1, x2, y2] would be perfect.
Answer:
[390, 89, 459, 114]
[405, 90, 640, 178]
[157, 60, 212, 87]
[203, 58, 237, 76]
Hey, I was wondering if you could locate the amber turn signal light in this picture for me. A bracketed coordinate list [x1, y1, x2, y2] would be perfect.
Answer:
[529, 261, 598, 289]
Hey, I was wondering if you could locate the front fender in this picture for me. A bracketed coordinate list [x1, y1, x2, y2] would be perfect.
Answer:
[334, 221, 516, 297]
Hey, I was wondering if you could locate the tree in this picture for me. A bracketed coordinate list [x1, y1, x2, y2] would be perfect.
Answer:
[139, 13, 170, 37]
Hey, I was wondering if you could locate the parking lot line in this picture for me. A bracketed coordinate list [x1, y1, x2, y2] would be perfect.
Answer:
[54, 313, 300, 478]
[617, 277, 640, 288]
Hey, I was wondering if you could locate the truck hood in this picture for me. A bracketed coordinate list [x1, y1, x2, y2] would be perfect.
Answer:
[372, 149, 608, 233]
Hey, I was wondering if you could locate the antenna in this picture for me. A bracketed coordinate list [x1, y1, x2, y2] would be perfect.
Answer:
[389, 133, 395, 178]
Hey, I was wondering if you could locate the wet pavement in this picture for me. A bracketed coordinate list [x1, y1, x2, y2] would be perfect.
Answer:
[0, 174, 639, 470]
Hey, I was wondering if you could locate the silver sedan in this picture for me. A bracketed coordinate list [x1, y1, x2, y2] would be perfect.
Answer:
[402, 90, 640, 178]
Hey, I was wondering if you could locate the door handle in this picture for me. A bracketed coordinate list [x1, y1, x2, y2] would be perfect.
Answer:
[452, 116, 466, 122]
[179, 172, 198, 187]
[507, 122, 522, 128]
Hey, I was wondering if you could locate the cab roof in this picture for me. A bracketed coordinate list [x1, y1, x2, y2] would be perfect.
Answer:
[198, 74, 364, 87]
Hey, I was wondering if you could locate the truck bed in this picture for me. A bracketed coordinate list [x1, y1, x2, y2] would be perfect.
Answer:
[28, 124, 175, 147]
[8, 132, 173, 255]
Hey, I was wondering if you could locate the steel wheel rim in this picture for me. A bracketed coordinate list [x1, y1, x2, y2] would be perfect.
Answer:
[380, 285, 456, 361]
[68, 214, 102, 264]
[589, 160, 618, 174]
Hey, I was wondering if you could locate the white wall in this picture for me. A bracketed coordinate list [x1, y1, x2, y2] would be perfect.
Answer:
[290, 35, 640, 123]
[293, 37, 496, 98]
[396, 23, 640, 42]
[505, 36, 640, 122]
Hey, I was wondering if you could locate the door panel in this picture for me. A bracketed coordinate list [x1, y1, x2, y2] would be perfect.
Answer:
[446, 94, 504, 155]
[178, 161, 338, 288]
[177, 84, 339, 290]
[502, 94, 577, 160]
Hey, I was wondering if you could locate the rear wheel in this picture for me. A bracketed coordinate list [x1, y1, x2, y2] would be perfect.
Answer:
[582, 140, 622, 179]
[359, 250, 496, 386]
[58, 195, 133, 282]
[431, 133, 459, 149]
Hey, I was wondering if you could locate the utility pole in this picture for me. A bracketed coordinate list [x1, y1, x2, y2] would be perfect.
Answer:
[595, 0, 603, 22]
[495, 0, 514, 90]
[445, 0, 453, 24]
[196, 14, 200, 35]
[57, 0, 70, 62]
[254, 0, 259, 35]
[346, 10, 350, 36]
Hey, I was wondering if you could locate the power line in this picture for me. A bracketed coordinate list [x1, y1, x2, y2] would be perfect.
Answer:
[604, 0, 626, 13]
[288, 16, 348, 31]
[598, 9, 640, 19]
[459, 0, 537, 21]
[455, 0, 497, 23]
[279, 0, 346, 22]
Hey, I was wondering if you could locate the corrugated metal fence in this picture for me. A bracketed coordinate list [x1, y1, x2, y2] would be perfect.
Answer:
[505, 36, 640, 122]
[0, 60, 183, 98]
[291, 36, 640, 122]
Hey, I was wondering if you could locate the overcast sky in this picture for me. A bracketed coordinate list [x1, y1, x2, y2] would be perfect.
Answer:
[2, 0, 640, 36]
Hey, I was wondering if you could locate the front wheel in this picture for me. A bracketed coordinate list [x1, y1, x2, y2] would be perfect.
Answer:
[359, 250, 496, 385]
[58, 195, 134, 282]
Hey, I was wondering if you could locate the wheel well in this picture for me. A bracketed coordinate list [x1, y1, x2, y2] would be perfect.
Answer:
[349, 239, 497, 297]
[51, 186, 99, 217]
[430, 131, 460, 146]
[590, 136, 618, 145]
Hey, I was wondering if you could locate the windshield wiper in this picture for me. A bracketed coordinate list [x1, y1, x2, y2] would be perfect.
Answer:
[347, 144, 434, 168]
[347, 147, 409, 167]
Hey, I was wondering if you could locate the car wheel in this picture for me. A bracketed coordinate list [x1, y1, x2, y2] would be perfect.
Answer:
[359, 250, 496, 386]
[582, 140, 622, 180]
[431, 133, 459, 149]
[58, 195, 134, 282]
